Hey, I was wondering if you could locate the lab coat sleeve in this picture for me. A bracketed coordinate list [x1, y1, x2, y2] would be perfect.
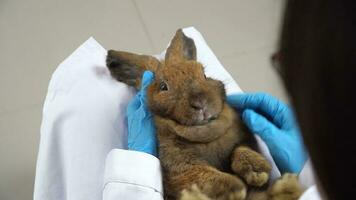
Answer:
[103, 149, 164, 200]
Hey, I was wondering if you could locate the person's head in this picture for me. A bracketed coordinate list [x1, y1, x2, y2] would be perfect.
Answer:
[278, 0, 356, 199]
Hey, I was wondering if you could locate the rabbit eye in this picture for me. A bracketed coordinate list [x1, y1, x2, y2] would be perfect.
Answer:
[159, 81, 168, 91]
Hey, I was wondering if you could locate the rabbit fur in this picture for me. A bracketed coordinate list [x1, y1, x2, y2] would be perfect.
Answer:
[106, 29, 303, 200]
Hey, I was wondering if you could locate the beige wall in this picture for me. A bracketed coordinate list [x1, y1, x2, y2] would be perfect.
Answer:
[0, 0, 286, 199]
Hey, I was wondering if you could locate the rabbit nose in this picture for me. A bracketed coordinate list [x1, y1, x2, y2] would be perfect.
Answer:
[190, 99, 217, 121]
[190, 99, 207, 111]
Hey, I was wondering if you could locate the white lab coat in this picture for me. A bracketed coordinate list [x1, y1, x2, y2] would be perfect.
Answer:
[34, 27, 321, 200]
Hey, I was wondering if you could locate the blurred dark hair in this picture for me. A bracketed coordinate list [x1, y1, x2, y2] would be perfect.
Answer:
[279, 0, 356, 199]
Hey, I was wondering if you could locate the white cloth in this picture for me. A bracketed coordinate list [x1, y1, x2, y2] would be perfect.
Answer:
[34, 37, 136, 200]
[299, 186, 322, 200]
[299, 159, 317, 189]
[298, 161, 322, 200]
[34, 27, 320, 200]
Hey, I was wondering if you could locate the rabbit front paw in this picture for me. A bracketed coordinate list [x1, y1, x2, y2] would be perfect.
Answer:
[231, 146, 272, 187]
[268, 173, 304, 200]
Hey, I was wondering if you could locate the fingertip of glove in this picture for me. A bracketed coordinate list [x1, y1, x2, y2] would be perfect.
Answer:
[226, 93, 245, 109]
[242, 109, 255, 120]
[142, 71, 155, 86]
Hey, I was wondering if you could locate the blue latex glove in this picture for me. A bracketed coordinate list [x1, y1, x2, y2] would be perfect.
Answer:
[227, 93, 307, 174]
[126, 71, 157, 157]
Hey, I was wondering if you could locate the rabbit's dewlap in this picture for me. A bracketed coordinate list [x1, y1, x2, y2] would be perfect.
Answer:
[107, 29, 276, 200]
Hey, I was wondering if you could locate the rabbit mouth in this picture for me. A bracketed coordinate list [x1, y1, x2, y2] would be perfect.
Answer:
[196, 116, 218, 125]
[193, 112, 219, 125]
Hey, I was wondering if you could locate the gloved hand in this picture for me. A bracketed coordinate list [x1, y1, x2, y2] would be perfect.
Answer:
[227, 93, 307, 174]
[126, 71, 157, 157]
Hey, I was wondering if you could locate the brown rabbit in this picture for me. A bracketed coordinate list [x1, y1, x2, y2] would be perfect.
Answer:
[106, 29, 302, 200]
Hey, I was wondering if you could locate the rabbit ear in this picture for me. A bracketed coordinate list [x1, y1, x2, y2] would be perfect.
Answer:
[165, 29, 197, 65]
[106, 50, 159, 89]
